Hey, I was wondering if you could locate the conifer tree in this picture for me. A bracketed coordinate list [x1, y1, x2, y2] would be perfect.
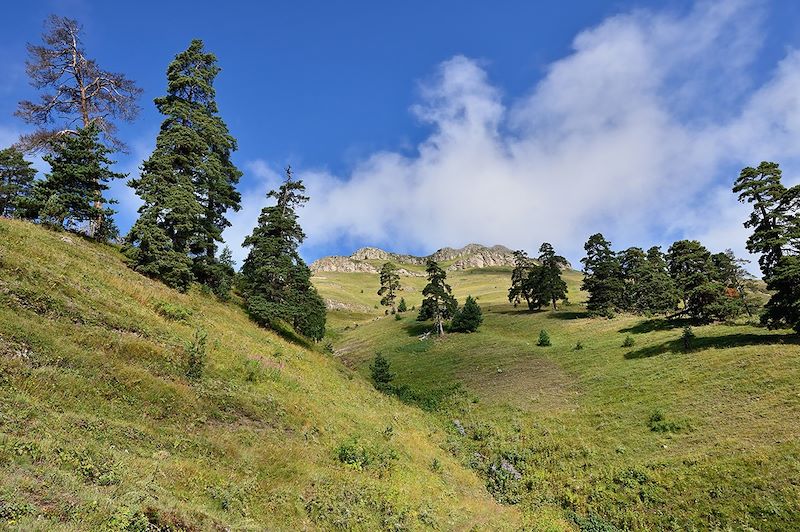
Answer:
[508, 250, 535, 309]
[635, 246, 679, 315]
[397, 297, 408, 313]
[240, 167, 326, 340]
[667, 240, 741, 322]
[581, 233, 624, 317]
[0, 147, 37, 218]
[418, 259, 458, 336]
[370, 353, 395, 393]
[126, 39, 241, 292]
[29, 126, 122, 238]
[532, 242, 569, 310]
[16, 15, 141, 152]
[734, 162, 800, 332]
[377, 261, 401, 313]
[450, 295, 483, 332]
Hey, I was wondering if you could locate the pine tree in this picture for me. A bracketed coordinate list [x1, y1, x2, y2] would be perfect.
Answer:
[16, 15, 141, 152]
[240, 167, 326, 340]
[0, 147, 37, 218]
[531, 243, 569, 310]
[508, 250, 535, 309]
[667, 240, 741, 322]
[450, 295, 483, 332]
[126, 39, 241, 292]
[734, 162, 800, 332]
[618, 247, 647, 312]
[397, 297, 408, 313]
[581, 233, 624, 317]
[370, 353, 395, 393]
[377, 262, 401, 313]
[418, 259, 458, 336]
[30, 126, 122, 238]
[208, 246, 236, 301]
[635, 246, 679, 315]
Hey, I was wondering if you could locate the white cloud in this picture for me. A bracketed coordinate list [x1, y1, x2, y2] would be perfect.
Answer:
[228, 0, 800, 274]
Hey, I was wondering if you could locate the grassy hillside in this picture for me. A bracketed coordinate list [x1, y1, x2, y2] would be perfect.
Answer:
[0, 219, 526, 531]
[315, 263, 800, 530]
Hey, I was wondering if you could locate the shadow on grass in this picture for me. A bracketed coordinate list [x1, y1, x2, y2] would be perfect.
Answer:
[618, 318, 691, 334]
[547, 310, 591, 320]
[624, 332, 800, 359]
[403, 321, 434, 337]
[491, 307, 589, 319]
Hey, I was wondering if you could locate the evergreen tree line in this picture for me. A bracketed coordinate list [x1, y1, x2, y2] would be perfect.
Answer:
[579, 234, 752, 321]
[0, 16, 326, 341]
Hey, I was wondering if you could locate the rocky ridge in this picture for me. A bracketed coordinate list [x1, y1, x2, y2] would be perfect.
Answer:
[310, 243, 518, 275]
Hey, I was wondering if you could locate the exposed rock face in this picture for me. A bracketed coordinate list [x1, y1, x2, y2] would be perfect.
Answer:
[310, 256, 379, 273]
[311, 243, 522, 274]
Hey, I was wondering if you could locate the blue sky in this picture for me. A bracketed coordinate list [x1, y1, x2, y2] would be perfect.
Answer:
[2, 1, 800, 270]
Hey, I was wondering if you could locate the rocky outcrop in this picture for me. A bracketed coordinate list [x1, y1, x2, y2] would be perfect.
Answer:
[311, 243, 523, 274]
[310, 256, 379, 273]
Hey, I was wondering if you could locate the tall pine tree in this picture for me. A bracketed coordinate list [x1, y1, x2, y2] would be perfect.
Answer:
[240, 167, 326, 340]
[0, 147, 37, 218]
[126, 39, 241, 292]
[734, 162, 800, 332]
[418, 259, 458, 336]
[533, 242, 569, 310]
[581, 233, 624, 317]
[377, 262, 401, 313]
[30, 126, 122, 239]
[508, 250, 535, 309]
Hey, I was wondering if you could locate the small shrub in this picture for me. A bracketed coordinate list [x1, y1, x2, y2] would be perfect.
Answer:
[185, 328, 208, 381]
[430, 458, 441, 472]
[648, 409, 687, 433]
[537, 330, 551, 347]
[574, 341, 584, 351]
[323, 341, 335, 354]
[243, 359, 264, 383]
[394, 314, 402, 321]
[397, 298, 407, 313]
[622, 335, 635, 348]
[334, 438, 396, 472]
[682, 326, 695, 351]
[154, 300, 192, 321]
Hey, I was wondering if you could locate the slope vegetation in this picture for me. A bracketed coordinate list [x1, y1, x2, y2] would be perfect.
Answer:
[0, 219, 523, 531]
[316, 259, 800, 530]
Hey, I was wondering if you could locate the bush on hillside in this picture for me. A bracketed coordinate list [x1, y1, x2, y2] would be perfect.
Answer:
[185, 328, 208, 380]
[622, 335, 635, 348]
[537, 330, 551, 347]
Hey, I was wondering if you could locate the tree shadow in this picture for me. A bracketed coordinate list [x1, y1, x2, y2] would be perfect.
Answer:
[403, 321, 434, 337]
[624, 332, 799, 359]
[618, 318, 690, 334]
[547, 310, 590, 320]
[493, 308, 545, 316]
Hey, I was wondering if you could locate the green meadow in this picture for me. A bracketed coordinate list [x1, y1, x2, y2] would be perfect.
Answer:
[0, 219, 523, 531]
[318, 264, 800, 530]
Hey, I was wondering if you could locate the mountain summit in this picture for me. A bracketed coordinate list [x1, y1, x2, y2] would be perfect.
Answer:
[311, 244, 518, 274]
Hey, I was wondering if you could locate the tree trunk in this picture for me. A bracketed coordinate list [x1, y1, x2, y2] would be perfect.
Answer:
[552, 297, 558, 311]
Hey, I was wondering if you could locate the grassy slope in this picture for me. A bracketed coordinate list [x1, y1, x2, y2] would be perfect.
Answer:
[316, 264, 800, 530]
[0, 219, 525, 531]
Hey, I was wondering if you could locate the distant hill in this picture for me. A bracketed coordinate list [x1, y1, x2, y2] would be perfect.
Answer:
[311, 243, 523, 275]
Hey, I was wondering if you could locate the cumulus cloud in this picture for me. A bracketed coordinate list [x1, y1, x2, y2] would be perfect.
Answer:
[233, 0, 800, 271]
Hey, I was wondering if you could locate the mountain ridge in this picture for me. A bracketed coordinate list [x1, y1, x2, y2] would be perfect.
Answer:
[311, 243, 519, 275]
